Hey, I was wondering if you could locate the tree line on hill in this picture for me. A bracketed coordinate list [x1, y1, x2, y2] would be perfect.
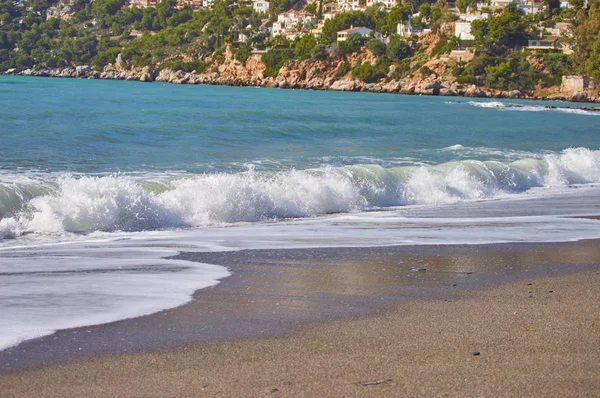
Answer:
[1, 0, 599, 91]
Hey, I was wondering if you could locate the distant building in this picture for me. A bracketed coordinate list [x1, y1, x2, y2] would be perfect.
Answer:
[128, 0, 157, 7]
[457, 12, 489, 22]
[455, 22, 474, 40]
[527, 36, 560, 50]
[561, 75, 587, 94]
[253, 0, 270, 14]
[397, 20, 429, 37]
[519, 1, 544, 14]
[397, 20, 415, 37]
[337, 26, 383, 42]
[272, 10, 317, 37]
[177, 0, 203, 9]
[323, 2, 339, 12]
[490, 0, 512, 7]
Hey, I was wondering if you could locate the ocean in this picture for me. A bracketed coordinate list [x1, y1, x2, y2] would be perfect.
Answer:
[1, 75, 599, 351]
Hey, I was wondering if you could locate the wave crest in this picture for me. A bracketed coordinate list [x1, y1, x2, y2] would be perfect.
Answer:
[1, 148, 598, 238]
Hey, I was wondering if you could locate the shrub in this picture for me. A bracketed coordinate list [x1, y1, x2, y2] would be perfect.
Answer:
[456, 75, 477, 85]
[235, 47, 251, 65]
[334, 60, 351, 79]
[366, 38, 386, 57]
[161, 59, 208, 73]
[262, 47, 294, 77]
[311, 44, 328, 61]
[339, 33, 365, 54]
[386, 35, 411, 62]
[352, 62, 385, 83]
[294, 34, 317, 60]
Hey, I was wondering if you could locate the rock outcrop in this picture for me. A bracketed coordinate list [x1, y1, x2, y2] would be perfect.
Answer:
[3, 45, 597, 103]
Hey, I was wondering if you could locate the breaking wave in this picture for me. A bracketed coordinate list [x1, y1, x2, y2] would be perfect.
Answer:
[1, 147, 599, 239]
[468, 101, 600, 115]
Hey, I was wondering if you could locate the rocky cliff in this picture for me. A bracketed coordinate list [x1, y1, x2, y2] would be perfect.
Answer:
[4, 45, 598, 103]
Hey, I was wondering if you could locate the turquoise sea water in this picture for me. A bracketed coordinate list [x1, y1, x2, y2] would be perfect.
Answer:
[1, 75, 600, 352]
[2, 76, 600, 174]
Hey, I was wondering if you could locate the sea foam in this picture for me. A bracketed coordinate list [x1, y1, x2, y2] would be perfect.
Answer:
[0, 148, 598, 238]
[468, 101, 600, 115]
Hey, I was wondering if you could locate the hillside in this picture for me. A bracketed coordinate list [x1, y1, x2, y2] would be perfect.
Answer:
[1, 0, 599, 101]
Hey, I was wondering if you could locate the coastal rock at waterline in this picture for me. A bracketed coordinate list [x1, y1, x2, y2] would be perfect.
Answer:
[415, 80, 441, 95]
[306, 77, 326, 89]
[21, 69, 33, 76]
[100, 70, 122, 80]
[363, 83, 384, 93]
[276, 66, 307, 88]
[382, 80, 401, 93]
[139, 66, 154, 82]
[571, 91, 589, 102]
[330, 79, 358, 91]
[440, 88, 457, 96]
[75, 65, 92, 77]
[464, 85, 487, 98]
[262, 76, 278, 88]
[59, 68, 76, 78]
[155, 68, 187, 83]
[508, 89, 523, 98]
[5, 68, 16, 75]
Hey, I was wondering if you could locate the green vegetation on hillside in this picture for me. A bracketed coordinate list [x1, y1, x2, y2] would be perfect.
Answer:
[1, 0, 599, 92]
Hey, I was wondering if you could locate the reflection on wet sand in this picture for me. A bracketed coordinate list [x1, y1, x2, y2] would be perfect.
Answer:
[1, 240, 599, 373]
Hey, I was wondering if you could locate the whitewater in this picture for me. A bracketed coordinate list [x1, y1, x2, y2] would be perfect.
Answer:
[1, 76, 600, 351]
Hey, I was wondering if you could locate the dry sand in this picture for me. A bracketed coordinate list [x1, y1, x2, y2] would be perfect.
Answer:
[2, 266, 599, 397]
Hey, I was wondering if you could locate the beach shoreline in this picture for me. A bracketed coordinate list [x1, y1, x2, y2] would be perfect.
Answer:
[1, 240, 599, 392]
[1, 240, 598, 396]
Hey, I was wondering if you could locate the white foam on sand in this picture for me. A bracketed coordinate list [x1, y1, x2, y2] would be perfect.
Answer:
[2, 185, 600, 351]
[0, 244, 230, 351]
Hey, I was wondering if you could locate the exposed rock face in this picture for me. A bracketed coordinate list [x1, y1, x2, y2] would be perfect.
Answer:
[464, 85, 487, 98]
[139, 66, 154, 82]
[3, 45, 597, 102]
[571, 91, 589, 102]
[75, 65, 92, 77]
[330, 79, 359, 91]
[508, 90, 523, 99]
[46, 0, 78, 20]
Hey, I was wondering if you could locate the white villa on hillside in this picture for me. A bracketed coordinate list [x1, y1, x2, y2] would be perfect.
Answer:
[337, 26, 383, 42]
[455, 22, 475, 40]
[272, 11, 317, 37]
[336, 0, 398, 11]
[253, 0, 269, 14]
[397, 20, 430, 37]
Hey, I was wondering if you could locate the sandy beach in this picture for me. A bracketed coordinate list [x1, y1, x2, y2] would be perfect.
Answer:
[1, 240, 599, 397]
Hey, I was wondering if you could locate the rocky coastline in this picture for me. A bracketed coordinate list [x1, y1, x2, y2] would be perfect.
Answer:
[2, 47, 597, 103]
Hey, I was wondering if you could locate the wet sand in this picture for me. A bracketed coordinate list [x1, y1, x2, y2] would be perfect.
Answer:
[1, 241, 599, 396]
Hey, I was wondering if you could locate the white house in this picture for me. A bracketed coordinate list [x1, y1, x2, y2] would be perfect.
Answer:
[202, 0, 214, 8]
[491, 0, 512, 7]
[336, 0, 397, 10]
[337, 0, 360, 11]
[323, 2, 339, 12]
[273, 11, 317, 37]
[518, 1, 544, 14]
[397, 20, 415, 37]
[253, 0, 269, 14]
[458, 12, 489, 22]
[337, 26, 383, 42]
[455, 21, 475, 40]
[237, 32, 249, 43]
[397, 19, 430, 37]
